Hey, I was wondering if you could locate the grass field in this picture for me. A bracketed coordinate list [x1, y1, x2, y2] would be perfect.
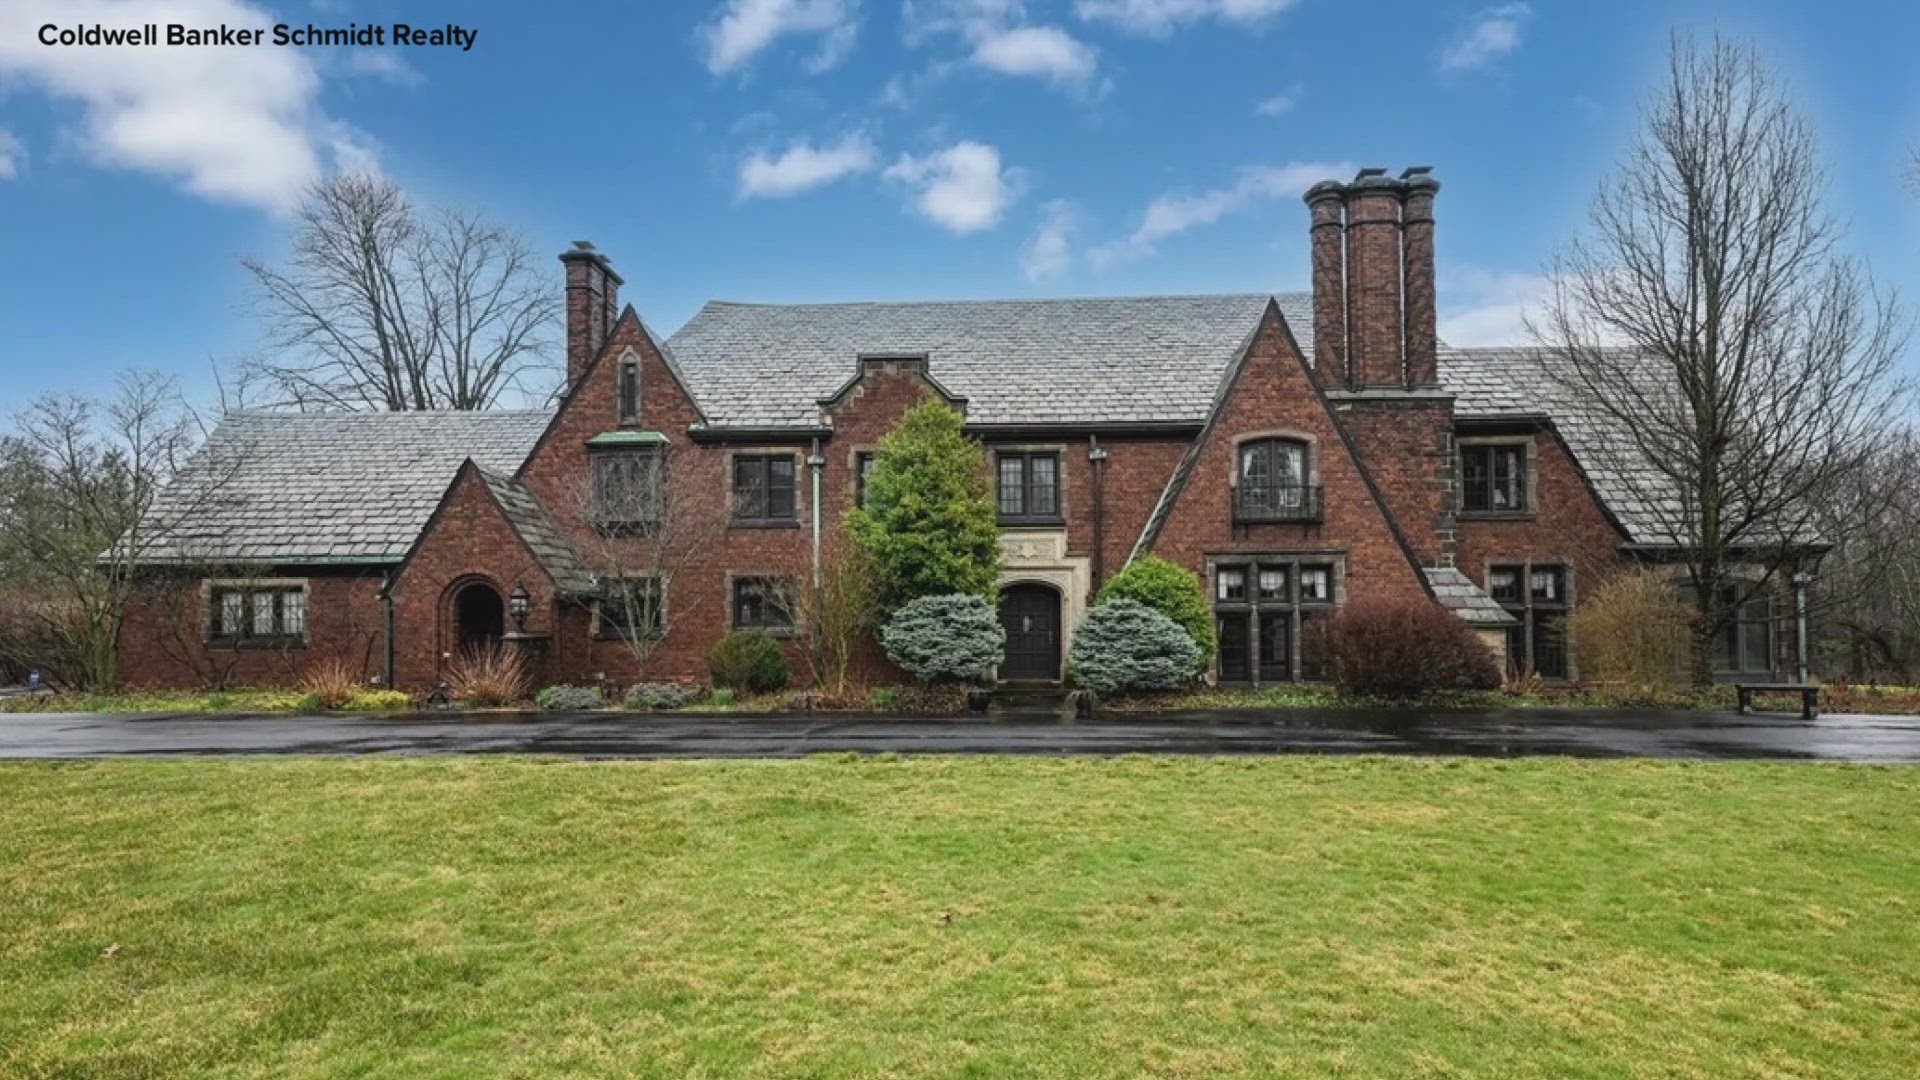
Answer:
[2, 757, 1916, 1078]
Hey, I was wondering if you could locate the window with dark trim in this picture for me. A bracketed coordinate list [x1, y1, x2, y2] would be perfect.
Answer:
[208, 583, 307, 646]
[1235, 438, 1319, 522]
[617, 357, 640, 423]
[1461, 443, 1527, 514]
[733, 454, 797, 525]
[596, 576, 663, 639]
[854, 452, 877, 509]
[1213, 558, 1336, 684]
[1679, 582, 1775, 675]
[1491, 563, 1567, 679]
[996, 451, 1061, 524]
[591, 448, 663, 532]
[732, 576, 794, 632]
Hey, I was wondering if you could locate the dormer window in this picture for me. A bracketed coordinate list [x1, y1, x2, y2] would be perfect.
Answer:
[617, 356, 640, 424]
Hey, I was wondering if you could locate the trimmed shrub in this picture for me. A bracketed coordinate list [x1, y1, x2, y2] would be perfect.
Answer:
[625, 682, 695, 710]
[1069, 599, 1203, 693]
[299, 658, 363, 710]
[711, 632, 789, 692]
[1096, 556, 1214, 671]
[1570, 569, 1691, 687]
[341, 689, 413, 712]
[881, 593, 1005, 684]
[1322, 596, 1502, 694]
[447, 647, 531, 707]
[848, 401, 1001, 608]
[535, 684, 604, 711]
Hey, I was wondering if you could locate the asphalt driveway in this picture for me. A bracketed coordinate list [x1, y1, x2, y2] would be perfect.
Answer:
[1, 707, 1917, 761]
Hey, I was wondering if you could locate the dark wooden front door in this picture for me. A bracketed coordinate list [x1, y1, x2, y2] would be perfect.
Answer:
[999, 583, 1061, 682]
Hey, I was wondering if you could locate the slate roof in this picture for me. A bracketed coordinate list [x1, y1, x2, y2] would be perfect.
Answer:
[1424, 566, 1518, 627]
[665, 294, 1310, 427]
[141, 411, 553, 565]
[476, 468, 596, 595]
[1439, 347, 1676, 545]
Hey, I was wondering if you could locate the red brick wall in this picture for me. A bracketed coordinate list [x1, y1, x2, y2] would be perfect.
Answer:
[1454, 425, 1630, 605]
[1145, 305, 1431, 608]
[389, 465, 563, 689]
[1334, 397, 1455, 568]
[119, 567, 387, 690]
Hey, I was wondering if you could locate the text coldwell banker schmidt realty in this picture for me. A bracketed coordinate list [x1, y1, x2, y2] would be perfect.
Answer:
[38, 22, 478, 52]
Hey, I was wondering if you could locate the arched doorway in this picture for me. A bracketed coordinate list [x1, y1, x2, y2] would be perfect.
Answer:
[452, 580, 506, 656]
[999, 582, 1062, 682]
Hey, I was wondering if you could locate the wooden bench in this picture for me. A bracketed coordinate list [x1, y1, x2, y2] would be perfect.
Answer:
[1735, 683, 1820, 720]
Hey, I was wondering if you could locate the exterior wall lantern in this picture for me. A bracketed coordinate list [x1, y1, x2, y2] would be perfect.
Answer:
[508, 582, 531, 634]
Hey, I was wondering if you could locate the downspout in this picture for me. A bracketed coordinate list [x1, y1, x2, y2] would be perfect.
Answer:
[807, 439, 826, 588]
[1088, 437, 1109, 595]
[1793, 568, 1811, 684]
[379, 570, 396, 688]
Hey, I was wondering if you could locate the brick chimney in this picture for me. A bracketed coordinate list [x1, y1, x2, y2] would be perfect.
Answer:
[1304, 181, 1348, 387]
[1300, 167, 1441, 391]
[559, 241, 621, 391]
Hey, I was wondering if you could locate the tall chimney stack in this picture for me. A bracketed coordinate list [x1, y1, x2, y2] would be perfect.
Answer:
[1399, 167, 1440, 388]
[1344, 168, 1404, 390]
[1300, 167, 1441, 392]
[1304, 181, 1348, 387]
[559, 241, 621, 391]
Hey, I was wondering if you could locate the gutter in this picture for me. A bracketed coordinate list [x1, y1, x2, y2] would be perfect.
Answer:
[377, 570, 397, 688]
[807, 439, 825, 588]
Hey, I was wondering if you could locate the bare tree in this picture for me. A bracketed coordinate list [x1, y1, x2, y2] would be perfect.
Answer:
[561, 442, 730, 679]
[794, 536, 878, 695]
[1532, 32, 1909, 684]
[0, 373, 239, 690]
[242, 171, 559, 411]
[1808, 435, 1920, 682]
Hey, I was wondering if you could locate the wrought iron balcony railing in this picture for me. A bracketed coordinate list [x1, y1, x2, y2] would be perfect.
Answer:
[1232, 484, 1323, 524]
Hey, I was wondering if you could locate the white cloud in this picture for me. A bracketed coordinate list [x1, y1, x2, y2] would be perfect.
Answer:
[340, 51, 423, 87]
[1075, 0, 1296, 37]
[1022, 200, 1078, 282]
[0, 129, 23, 179]
[1440, 2, 1531, 73]
[1438, 269, 1551, 346]
[906, 2, 1101, 95]
[703, 0, 859, 75]
[1092, 161, 1349, 267]
[969, 26, 1097, 86]
[884, 141, 1018, 233]
[1254, 88, 1298, 117]
[0, 0, 373, 212]
[738, 133, 878, 198]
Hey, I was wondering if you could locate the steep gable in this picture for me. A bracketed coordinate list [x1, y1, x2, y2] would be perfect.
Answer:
[1135, 301, 1433, 606]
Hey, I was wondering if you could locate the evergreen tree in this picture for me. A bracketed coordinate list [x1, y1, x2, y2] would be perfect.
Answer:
[850, 401, 1000, 609]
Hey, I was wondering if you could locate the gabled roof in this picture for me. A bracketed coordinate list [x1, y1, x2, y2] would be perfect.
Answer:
[475, 469, 596, 595]
[666, 294, 1310, 427]
[141, 410, 553, 565]
[1440, 347, 1670, 545]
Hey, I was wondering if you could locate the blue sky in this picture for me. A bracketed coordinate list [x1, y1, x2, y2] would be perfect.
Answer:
[1, 0, 1917, 413]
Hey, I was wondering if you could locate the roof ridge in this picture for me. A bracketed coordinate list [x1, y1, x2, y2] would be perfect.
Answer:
[221, 407, 557, 419]
[692, 291, 1300, 311]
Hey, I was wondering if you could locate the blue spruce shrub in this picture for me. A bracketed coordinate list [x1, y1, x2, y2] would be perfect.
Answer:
[1068, 599, 1202, 694]
[881, 593, 1005, 684]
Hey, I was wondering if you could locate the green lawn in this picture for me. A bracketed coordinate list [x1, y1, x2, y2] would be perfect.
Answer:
[2, 758, 1915, 1078]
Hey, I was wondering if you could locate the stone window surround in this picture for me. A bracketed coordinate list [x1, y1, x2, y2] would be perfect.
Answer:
[1227, 430, 1323, 492]
[1457, 434, 1538, 519]
[616, 347, 641, 427]
[203, 577, 310, 648]
[591, 573, 666, 641]
[725, 447, 807, 529]
[1204, 551, 1346, 686]
[991, 442, 1070, 528]
[589, 445, 664, 535]
[724, 570, 798, 637]
[1481, 558, 1575, 681]
[846, 444, 878, 510]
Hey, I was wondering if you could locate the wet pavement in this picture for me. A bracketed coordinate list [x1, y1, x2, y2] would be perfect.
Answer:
[0, 707, 1917, 762]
